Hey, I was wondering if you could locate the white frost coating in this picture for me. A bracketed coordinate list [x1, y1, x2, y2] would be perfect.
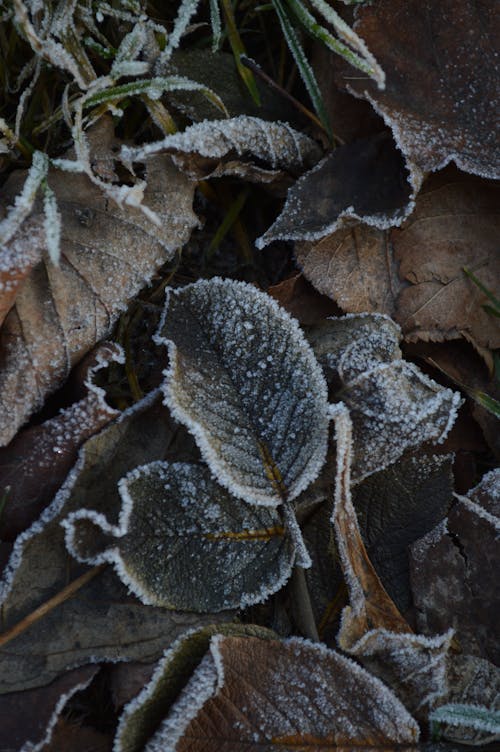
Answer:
[121, 116, 321, 172]
[0, 150, 48, 245]
[42, 181, 62, 265]
[145, 645, 220, 752]
[20, 670, 97, 752]
[453, 493, 500, 530]
[0, 385, 154, 607]
[155, 277, 330, 508]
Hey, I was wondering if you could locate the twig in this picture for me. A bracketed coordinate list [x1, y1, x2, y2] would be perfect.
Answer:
[0, 564, 106, 649]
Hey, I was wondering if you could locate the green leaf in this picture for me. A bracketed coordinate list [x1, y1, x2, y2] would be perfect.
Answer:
[63, 461, 296, 611]
[271, 0, 332, 138]
[155, 278, 330, 507]
[430, 703, 500, 735]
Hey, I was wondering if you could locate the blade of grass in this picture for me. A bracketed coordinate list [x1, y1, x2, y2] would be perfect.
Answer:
[219, 0, 261, 105]
[207, 186, 250, 258]
[271, 0, 332, 140]
[463, 266, 500, 315]
[209, 0, 222, 51]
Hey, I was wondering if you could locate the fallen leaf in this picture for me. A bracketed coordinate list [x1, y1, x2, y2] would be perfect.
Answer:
[122, 115, 322, 182]
[44, 720, 111, 752]
[353, 451, 453, 613]
[296, 223, 399, 316]
[117, 634, 420, 751]
[268, 272, 341, 326]
[0, 149, 198, 445]
[156, 278, 329, 508]
[0, 215, 43, 327]
[115, 623, 277, 752]
[256, 132, 419, 248]
[0, 665, 98, 752]
[409, 469, 500, 666]
[393, 173, 500, 349]
[340, 0, 500, 178]
[64, 461, 296, 611]
[330, 403, 453, 717]
[296, 170, 500, 350]
[0, 391, 224, 693]
[307, 314, 461, 481]
[0, 341, 122, 540]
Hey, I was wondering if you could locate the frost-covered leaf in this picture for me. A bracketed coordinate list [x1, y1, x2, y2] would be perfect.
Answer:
[0, 215, 43, 328]
[64, 461, 296, 611]
[0, 150, 198, 446]
[0, 149, 48, 248]
[156, 278, 329, 508]
[353, 452, 453, 613]
[115, 623, 276, 752]
[308, 314, 461, 481]
[0, 665, 98, 752]
[120, 633, 419, 751]
[0, 392, 224, 694]
[430, 703, 500, 744]
[0, 342, 122, 540]
[256, 133, 420, 248]
[340, 0, 499, 178]
[409, 469, 500, 666]
[121, 116, 322, 182]
[331, 403, 453, 717]
[296, 170, 500, 349]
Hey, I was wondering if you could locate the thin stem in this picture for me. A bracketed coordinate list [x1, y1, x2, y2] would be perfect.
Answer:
[290, 566, 319, 641]
[0, 564, 106, 649]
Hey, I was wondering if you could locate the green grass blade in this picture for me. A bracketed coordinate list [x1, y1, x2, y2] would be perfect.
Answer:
[209, 0, 222, 51]
[208, 187, 250, 258]
[220, 0, 261, 105]
[271, 0, 332, 139]
[463, 266, 500, 315]
[430, 704, 500, 735]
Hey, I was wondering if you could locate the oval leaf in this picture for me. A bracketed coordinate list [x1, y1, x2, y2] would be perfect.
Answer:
[63, 461, 296, 611]
[156, 278, 329, 506]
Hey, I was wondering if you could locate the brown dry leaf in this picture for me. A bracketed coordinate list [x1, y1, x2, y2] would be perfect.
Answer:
[393, 173, 500, 349]
[330, 404, 453, 717]
[297, 170, 500, 350]
[296, 223, 399, 316]
[0, 216, 43, 327]
[0, 665, 98, 752]
[0, 150, 198, 446]
[121, 634, 420, 751]
[0, 392, 222, 694]
[268, 273, 341, 326]
[409, 469, 500, 666]
[0, 341, 122, 540]
[341, 0, 500, 178]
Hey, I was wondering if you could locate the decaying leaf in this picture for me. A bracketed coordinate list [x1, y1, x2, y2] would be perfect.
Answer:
[0, 392, 225, 693]
[353, 451, 453, 613]
[0, 665, 98, 752]
[156, 278, 330, 507]
[64, 461, 295, 611]
[331, 403, 453, 717]
[340, 0, 500, 178]
[122, 115, 322, 182]
[296, 171, 500, 350]
[0, 151, 198, 446]
[0, 341, 122, 540]
[307, 314, 461, 481]
[296, 223, 399, 317]
[115, 623, 277, 752]
[393, 173, 500, 349]
[256, 132, 420, 248]
[0, 215, 44, 328]
[117, 633, 420, 751]
[409, 469, 500, 666]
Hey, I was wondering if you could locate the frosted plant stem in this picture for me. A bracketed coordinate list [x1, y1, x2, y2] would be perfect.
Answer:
[0, 564, 105, 649]
[290, 565, 319, 641]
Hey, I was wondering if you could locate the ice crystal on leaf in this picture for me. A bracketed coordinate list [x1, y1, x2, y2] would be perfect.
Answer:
[63, 461, 296, 612]
[156, 278, 330, 508]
